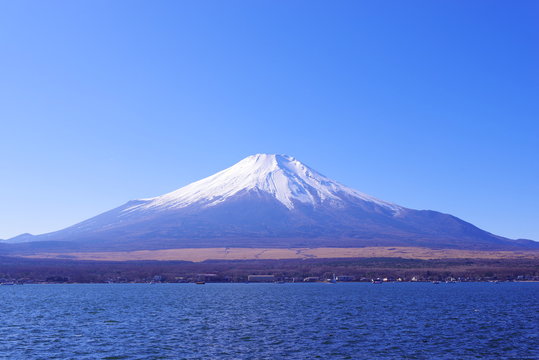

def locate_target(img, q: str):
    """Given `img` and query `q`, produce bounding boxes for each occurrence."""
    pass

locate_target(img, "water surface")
[0,283,537,359]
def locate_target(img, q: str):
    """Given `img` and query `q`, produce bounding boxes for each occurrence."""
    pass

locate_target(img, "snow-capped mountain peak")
[125,154,400,212]
[8,153,533,251]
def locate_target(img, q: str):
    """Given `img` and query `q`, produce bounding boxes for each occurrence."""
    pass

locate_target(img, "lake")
[0,283,537,359]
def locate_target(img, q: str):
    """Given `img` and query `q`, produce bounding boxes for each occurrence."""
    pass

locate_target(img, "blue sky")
[0,1,537,240]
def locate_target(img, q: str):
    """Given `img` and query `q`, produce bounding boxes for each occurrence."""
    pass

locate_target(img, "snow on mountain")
[125,154,401,213]
[4,153,537,251]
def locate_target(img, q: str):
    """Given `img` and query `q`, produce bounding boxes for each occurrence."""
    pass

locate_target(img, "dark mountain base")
[2,235,539,255]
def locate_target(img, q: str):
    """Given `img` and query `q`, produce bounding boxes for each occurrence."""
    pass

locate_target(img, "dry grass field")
[21,246,539,262]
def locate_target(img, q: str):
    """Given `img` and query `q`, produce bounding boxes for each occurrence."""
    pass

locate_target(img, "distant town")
[1,256,538,284]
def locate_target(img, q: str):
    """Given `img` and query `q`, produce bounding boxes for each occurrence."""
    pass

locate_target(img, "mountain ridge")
[4,154,538,252]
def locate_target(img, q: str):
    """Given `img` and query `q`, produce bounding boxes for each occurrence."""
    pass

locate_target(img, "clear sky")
[0,1,537,241]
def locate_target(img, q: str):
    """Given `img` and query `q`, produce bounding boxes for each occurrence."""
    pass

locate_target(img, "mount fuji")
[4,154,537,252]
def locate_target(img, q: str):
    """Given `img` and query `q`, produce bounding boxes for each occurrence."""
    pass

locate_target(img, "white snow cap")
[127,154,401,212]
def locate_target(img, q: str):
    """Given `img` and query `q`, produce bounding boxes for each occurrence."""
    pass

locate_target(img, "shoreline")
[1,254,537,284]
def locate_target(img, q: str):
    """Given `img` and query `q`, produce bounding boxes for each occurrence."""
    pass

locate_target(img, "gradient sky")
[0,1,538,241]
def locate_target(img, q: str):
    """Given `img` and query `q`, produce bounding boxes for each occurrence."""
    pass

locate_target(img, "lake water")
[0,283,537,359]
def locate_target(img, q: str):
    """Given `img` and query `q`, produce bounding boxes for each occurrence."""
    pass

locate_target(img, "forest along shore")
[0,255,538,284]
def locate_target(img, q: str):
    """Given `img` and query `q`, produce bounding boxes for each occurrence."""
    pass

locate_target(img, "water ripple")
[0,283,537,359]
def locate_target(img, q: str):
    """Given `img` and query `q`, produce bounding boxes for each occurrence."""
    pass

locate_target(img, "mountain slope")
[5,154,537,252]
